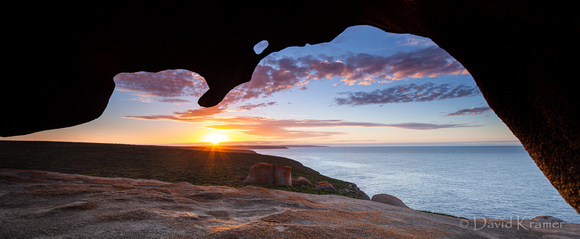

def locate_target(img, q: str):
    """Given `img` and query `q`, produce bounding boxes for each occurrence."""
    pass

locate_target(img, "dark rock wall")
[2,1,578,213]
[356,0,580,214]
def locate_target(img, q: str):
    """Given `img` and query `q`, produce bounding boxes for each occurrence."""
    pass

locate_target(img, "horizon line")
[0,139,522,147]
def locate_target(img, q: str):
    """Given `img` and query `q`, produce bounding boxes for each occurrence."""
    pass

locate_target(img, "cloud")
[396,34,437,47]
[258,46,467,87]
[124,111,477,139]
[446,106,492,116]
[155,98,191,104]
[114,69,208,103]
[237,102,277,111]
[381,122,473,130]
[174,107,229,117]
[334,82,481,106]
[376,47,468,80]
[113,46,467,107]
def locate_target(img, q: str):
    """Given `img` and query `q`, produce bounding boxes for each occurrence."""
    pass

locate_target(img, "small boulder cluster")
[244,162,337,192]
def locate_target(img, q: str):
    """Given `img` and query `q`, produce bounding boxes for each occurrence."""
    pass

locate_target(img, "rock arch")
[2,1,579,213]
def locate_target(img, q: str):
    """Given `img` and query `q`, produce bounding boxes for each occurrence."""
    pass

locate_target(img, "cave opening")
[5,25,578,222]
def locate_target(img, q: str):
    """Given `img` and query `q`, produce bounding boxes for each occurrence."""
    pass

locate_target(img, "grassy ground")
[0,140,362,198]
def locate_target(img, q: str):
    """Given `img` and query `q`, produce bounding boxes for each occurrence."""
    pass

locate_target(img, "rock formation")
[2,1,579,213]
[243,162,292,186]
[243,162,274,185]
[2,169,579,238]
[371,194,410,209]
[273,165,292,186]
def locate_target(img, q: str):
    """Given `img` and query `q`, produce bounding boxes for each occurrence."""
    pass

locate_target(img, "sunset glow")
[202,132,230,145]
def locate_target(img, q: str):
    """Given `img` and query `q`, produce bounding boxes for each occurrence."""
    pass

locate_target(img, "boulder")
[272,165,292,186]
[315,181,337,192]
[243,163,274,185]
[297,177,314,186]
[531,216,565,223]
[371,194,410,209]
[291,178,299,186]
[243,163,292,186]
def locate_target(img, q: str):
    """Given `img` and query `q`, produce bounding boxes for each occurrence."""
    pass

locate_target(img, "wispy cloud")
[396,34,437,47]
[334,82,481,106]
[446,106,492,116]
[124,111,478,139]
[382,122,473,130]
[174,107,229,117]
[237,102,277,111]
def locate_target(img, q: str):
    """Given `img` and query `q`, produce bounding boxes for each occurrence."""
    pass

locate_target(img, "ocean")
[253,146,580,223]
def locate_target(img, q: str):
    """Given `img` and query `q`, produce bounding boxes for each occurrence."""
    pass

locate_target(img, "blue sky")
[8,25,520,146]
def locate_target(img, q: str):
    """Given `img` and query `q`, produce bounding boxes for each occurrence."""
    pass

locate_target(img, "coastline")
[0,140,366,199]
[252,146,580,224]
[1,140,579,237]
[3,141,578,222]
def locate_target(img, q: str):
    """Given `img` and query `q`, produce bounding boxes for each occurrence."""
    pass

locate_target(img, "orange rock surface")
[1,169,578,238]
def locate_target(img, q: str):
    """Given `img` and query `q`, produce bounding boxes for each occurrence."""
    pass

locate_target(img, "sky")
[8,25,521,146]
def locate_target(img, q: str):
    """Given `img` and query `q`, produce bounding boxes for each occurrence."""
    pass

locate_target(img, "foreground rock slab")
[1,169,578,238]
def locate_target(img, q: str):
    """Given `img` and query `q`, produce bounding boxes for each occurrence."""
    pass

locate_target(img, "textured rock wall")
[2,1,579,213]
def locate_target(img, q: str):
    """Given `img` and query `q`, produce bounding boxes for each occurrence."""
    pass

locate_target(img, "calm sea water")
[254,146,580,223]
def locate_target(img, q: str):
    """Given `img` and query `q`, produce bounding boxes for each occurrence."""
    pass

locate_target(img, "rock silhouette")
[2,1,579,213]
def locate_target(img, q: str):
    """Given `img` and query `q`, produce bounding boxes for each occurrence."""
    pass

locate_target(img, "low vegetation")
[0,141,358,198]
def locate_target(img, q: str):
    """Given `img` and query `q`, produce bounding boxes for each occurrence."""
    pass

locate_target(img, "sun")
[202,132,229,145]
